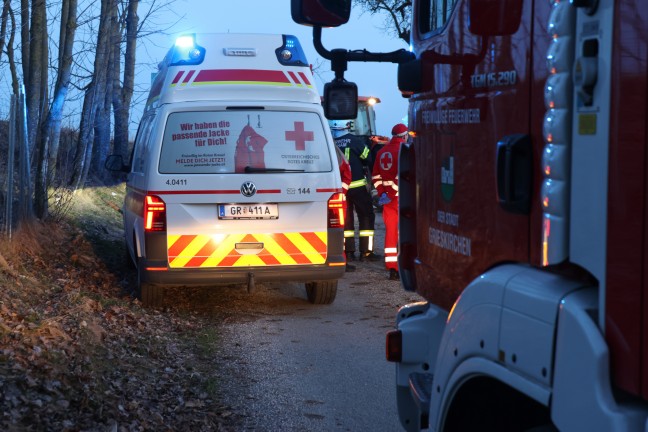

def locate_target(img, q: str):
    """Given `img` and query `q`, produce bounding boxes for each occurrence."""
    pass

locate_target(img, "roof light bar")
[275,34,308,66]
[170,34,206,66]
[175,35,195,48]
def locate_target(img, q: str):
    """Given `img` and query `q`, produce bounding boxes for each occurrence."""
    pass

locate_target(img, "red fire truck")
[293,0,648,430]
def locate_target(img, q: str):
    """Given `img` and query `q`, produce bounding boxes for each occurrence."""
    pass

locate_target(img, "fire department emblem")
[240,181,257,197]
[441,155,454,202]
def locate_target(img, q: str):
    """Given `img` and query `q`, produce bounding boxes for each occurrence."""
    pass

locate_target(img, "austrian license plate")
[218,203,279,220]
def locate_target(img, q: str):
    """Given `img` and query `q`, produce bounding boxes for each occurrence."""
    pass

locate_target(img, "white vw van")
[107,34,346,306]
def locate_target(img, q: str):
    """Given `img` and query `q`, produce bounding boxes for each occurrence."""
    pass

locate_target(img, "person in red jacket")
[372,123,408,280]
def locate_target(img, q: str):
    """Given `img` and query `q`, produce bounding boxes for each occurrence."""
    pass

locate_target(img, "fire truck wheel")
[305,280,338,305]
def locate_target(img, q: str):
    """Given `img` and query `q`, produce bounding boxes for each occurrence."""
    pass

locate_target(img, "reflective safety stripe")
[385,247,398,253]
[167,232,327,268]
[349,178,368,188]
[359,147,370,159]
[359,230,374,237]
[383,180,398,189]
[344,230,356,238]
[372,174,382,189]
[169,69,314,89]
[344,148,350,160]
[382,181,399,192]
[385,256,398,263]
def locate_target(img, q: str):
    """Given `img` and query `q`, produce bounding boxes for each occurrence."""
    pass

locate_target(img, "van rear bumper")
[141,228,346,286]
[140,260,346,286]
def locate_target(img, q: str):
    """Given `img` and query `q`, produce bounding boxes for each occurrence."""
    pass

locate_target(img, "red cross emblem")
[380,152,393,170]
[285,121,314,151]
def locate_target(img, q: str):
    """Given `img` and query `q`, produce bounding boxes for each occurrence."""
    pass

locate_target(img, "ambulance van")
[106,33,346,307]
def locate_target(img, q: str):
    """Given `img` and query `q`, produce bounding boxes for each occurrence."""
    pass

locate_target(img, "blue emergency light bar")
[169,34,206,66]
[275,34,309,67]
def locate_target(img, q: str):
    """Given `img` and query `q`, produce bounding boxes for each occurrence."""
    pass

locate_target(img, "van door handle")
[496,134,532,214]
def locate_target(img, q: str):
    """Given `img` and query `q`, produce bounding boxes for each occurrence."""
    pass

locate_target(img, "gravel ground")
[206,211,425,431]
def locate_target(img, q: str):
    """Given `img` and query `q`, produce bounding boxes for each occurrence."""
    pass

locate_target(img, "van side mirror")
[291,0,351,27]
[323,79,358,120]
[105,154,129,173]
[469,0,523,36]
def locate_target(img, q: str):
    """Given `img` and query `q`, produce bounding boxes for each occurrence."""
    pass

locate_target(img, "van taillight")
[327,193,346,228]
[144,195,166,232]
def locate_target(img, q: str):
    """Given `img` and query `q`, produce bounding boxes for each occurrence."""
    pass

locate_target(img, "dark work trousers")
[344,186,376,254]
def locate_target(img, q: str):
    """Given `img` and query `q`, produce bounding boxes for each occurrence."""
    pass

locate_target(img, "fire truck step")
[409,372,434,427]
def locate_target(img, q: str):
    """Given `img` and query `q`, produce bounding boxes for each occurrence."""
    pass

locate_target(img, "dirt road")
[207,215,423,431]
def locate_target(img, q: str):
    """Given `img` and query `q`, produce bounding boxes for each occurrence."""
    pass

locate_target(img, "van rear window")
[159,111,333,174]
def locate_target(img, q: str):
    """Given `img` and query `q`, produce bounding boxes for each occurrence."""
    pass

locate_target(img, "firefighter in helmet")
[334,146,355,272]
[331,120,381,263]
[372,123,408,280]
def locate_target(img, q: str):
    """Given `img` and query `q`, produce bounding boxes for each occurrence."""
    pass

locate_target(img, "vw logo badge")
[240,181,257,197]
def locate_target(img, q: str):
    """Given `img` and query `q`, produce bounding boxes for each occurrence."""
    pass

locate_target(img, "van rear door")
[151,106,338,269]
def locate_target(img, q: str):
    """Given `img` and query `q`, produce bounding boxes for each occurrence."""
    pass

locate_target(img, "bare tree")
[0,0,18,94]
[20,0,28,84]
[70,0,116,188]
[24,0,48,155]
[1,0,18,93]
[34,0,78,218]
[111,0,139,160]
[0,0,10,58]
[7,5,17,94]
[354,0,411,43]
[91,0,118,176]
[72,0,179,186]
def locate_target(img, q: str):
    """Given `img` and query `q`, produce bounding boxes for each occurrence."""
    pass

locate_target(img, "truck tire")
[136,258,164,307]
[305,280,337,304]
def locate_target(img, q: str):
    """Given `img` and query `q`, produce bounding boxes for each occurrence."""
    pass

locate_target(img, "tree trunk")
[48,0,78,182]
[91,0,118,180]
[20,0,28,86]
[14,0,47,222]
[92,66,113,178]
[0,0,10,61]
[113,0,139,159]
[34,0,78,218]
[7,7,18,94]
[70,0,116,189]
[25,0,47,156]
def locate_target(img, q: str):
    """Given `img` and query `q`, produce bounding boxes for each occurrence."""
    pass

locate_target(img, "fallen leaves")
[0,188,243,431]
